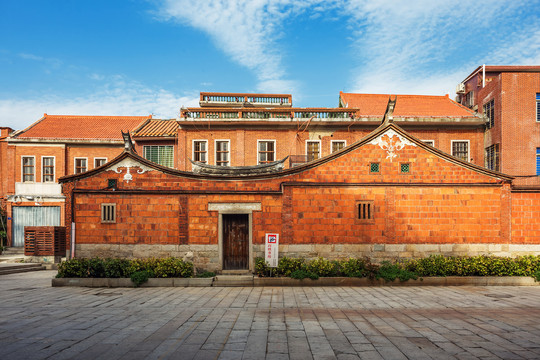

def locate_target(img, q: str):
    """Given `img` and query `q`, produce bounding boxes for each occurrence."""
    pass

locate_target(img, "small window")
[215,140,230,166]
[193,140,207,163]
[331,140,346,153]
[107,179,117,189]
[22,156,35,182]
[422,140,435,147]
[451,141,469,162]
[484,99,494,129]
[94,158,107,168]
[101,203,116,223]
[536,148,540,175]
[485,144,500,171]
[258,140,275,164]
[400,163,410,173]
[536,93,540,122]
[357,201,374,221]
[143,145,174,168]
[306,141,321,161]
[370,162,380,173]
[74,158,87,174]
[42,156,55,182]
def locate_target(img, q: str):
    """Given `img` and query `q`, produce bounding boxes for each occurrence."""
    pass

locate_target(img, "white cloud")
[0,76,199,130]
[343,0,539,95]
[155,0,340,94]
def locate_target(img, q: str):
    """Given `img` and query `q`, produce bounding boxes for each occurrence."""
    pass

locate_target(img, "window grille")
[357,201,374,221]
[331,141,346,153]
[400,163,410,173]
[370,162,380,173]
[101,203,116,223]
[94,158,107,168]
[258,141,275,164]
[306,141,320,162]
[452,141,469,162]
[143,145,174,168]
[215,141,230,166]
[485,144,500,171]
[42,157,54,182]
[536,93,540,122]
[75,158,87,174]
[422,140,435,147]
[22,156,35,182]
[193,141,207,163]
[484,99,495,129]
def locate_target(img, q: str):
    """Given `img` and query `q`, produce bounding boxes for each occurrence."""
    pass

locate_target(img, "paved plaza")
[1,271,540,359]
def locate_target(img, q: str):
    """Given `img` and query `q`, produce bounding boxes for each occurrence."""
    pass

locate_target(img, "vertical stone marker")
[265,233,279,268]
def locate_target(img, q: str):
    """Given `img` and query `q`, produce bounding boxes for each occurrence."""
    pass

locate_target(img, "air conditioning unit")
[456,83,466,94]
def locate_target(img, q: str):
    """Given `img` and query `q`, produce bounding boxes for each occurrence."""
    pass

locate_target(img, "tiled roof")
[339,93,476,118]
[132,119,178,137]
[16,114,150,140]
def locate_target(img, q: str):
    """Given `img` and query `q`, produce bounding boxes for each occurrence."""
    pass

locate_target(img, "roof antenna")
[382,96,397,125]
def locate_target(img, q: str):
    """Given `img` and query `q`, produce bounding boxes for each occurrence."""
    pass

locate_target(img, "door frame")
[208,202,261,271]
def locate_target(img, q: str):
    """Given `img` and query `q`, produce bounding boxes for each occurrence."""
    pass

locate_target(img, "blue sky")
[1,0,539,130]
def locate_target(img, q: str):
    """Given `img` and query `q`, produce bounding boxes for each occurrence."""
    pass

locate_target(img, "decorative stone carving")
[106,158,155,182]
[369,129,416,161]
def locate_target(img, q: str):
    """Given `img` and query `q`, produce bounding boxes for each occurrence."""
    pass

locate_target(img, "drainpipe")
[70,191,75,259]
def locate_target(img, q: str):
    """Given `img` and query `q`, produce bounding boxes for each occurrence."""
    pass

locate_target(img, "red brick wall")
[511,192,540,243]
[66,145,123,174]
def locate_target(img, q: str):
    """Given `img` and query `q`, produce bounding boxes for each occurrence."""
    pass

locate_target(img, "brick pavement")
[1,271,540,359]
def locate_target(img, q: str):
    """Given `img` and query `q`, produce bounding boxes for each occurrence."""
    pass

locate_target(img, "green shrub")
[306,257,339,277]
[196,271,216,278]
[153,258,193,278]
[104,258,131,278]
[339,258,367,278]
[254,257,270,277]
[290,269,319,280]
[56,258,89,278]
[376,261,418,282]
[131,270,154,287]
[277,257,305,276]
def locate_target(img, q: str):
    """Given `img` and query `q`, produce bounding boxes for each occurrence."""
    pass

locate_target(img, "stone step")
[2,248,25,255]
[0,263,45,275]
[221,270,252,275]
[213,275,254,287]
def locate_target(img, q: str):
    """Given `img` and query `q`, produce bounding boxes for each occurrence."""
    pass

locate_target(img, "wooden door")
[223,214,249,270]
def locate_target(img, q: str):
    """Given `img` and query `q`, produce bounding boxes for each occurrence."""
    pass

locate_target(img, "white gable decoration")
[106,158,155,183]
[368,129,416,162]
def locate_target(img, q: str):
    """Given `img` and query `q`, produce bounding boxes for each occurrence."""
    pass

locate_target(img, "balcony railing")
[182,109,355,121]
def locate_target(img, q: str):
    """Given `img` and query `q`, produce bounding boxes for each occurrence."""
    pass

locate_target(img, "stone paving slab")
[2,271,540,359]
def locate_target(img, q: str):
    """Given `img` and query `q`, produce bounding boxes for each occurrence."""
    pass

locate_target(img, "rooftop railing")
[182,109,355,120]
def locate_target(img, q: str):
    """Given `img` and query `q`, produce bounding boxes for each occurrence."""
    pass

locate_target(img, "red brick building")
[59,104,540,272]
[0,115,150,247]
[457,66,540,178]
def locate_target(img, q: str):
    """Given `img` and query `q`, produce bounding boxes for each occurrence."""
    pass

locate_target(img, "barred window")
[357,201,374,221]
[258,140,275,164]
[485,144,500,171]
[22,156,35,182]
[536,148,540,175]
[400,163,410,173]
[42,157,55,182]
[370,162,380,173]
[215,140,230,166]
[193,140,207,163]
[452,141,469,162]
[101,203,116,223]
[306,141,320,162]
[536,93,540,122]
[484,99,495,129]
[143,145,174,168]
[422,140,435,147]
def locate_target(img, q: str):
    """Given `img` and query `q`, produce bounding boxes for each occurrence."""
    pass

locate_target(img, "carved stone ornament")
[368,129,416,162]
[106,158,155,183]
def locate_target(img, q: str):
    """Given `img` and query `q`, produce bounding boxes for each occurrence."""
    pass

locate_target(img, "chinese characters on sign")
[265,233,279,267]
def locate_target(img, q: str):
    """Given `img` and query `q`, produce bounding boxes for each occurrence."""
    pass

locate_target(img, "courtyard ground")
[1,271,540,359]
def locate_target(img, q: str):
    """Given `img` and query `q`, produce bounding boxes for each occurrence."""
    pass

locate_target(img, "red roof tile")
[16,115,150,140]
[339,93,476,118]
[132,119,178,137]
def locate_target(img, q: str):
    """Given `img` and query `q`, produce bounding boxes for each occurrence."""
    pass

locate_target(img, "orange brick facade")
[60,123,540,271]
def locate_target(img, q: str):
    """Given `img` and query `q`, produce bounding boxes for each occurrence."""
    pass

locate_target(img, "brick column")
[501,183,511,243]
[177,130,187,171]
[282,186,293,242]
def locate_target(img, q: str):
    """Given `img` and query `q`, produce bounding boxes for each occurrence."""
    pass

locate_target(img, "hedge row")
[56,257,193,279]
[255,255,540,281]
